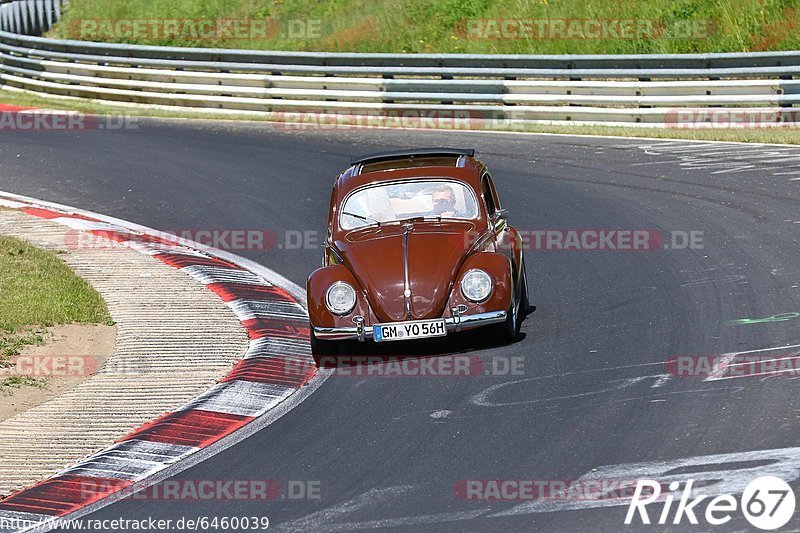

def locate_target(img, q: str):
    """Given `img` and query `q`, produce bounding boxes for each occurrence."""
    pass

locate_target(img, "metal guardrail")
[0,0,64,36]
[0,0,798,127]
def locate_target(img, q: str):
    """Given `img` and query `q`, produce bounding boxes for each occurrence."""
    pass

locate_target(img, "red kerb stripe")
[0,475,131,516]
[119,409,253,448]
[157,253,241,270]
[242,318,310,340]
[206,282,295,303]
[22,207,97,222]
[221,358,315,387]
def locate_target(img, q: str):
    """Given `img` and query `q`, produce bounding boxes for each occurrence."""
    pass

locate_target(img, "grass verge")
[47,0,800,54]
[0,234,112,393]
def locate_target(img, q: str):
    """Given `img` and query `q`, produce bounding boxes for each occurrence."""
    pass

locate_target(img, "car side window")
[487,175,501,211]
[482,174,496,216]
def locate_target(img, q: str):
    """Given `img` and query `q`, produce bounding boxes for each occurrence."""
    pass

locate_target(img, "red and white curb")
[0,191,328,533]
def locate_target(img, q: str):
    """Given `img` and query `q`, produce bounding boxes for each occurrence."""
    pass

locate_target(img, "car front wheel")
[492,260,527,343]
[492,291,520,343]
[494,298,520,343]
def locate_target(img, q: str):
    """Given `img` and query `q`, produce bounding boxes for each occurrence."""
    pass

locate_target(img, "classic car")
[307,148,529,357]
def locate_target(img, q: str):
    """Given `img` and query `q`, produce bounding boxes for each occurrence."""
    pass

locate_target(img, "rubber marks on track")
[0,203,315,531]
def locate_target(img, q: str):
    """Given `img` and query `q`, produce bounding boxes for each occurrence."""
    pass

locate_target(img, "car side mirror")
[494,208,508,220]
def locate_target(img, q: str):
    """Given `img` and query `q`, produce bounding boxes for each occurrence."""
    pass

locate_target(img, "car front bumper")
[313,310,507,341]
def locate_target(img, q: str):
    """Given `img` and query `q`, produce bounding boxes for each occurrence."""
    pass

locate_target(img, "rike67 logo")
[626,476,796,530]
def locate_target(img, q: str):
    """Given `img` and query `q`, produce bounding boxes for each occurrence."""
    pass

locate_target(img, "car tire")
[310,327,337,366]
[492,301,519,344]
[520,257,531,316]
[493,285,521,345]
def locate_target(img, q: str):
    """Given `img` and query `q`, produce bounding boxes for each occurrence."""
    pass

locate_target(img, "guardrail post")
[11,1,21,33]
[32,0,43,35]
[53,0,62,27]
[21,0,30,34]
[0,0,61,35]
[44,0,52,29]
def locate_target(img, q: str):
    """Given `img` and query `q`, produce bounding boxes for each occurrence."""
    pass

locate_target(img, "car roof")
[350,148,474,166]
[335,149,486,198]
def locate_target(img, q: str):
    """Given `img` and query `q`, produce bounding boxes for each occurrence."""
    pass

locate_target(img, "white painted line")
[491,447,800,517]
[704,355,800,382]
[705,352,739,380]
[725,343,800,356]
[649,374,672,388]
[703,343,800,382]
[660,146,755,155]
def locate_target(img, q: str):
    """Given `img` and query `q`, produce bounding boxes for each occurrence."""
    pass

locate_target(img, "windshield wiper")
[397,215,443,223]
[343,212,381,226]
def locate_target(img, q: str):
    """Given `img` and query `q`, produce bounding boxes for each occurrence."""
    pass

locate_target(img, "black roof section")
[350,148,475,166]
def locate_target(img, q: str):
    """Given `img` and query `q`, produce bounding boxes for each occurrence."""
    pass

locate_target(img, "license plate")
[373,319,447,342]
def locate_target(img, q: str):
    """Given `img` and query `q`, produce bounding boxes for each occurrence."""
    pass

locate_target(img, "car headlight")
[460,269,493,302]
[325,281,357,315]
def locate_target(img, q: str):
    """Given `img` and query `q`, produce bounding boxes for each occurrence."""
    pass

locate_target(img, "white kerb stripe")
[178,380,295,417]
[181,265,270,286]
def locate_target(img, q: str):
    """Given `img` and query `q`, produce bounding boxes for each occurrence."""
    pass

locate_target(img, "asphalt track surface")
[1,120,800,532]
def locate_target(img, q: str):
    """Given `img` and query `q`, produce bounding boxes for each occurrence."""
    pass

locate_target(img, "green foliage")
[0,235,110,393]
[47,0,800,53]
[0,235,111,332]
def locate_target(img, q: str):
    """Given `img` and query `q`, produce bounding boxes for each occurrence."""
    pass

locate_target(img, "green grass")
[0,331,44,358]
[0,235,112,392]
[0,236,111,331]
[47,0,800,53]
[0,375,48,395]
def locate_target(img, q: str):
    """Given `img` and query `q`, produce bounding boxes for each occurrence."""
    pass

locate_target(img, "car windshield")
[340,179,479,230]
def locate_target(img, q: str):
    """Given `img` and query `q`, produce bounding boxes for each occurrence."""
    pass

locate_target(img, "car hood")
[335,221,479,322]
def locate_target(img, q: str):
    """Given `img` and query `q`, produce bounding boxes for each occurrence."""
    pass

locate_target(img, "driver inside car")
[431,184,459,218]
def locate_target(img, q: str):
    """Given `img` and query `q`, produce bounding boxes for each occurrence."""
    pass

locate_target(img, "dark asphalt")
[1,120,799,532]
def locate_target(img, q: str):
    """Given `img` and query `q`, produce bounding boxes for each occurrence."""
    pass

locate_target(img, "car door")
[482,172,522,280]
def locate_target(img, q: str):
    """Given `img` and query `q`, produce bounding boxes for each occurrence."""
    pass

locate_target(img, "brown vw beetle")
[307,148,529,357]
